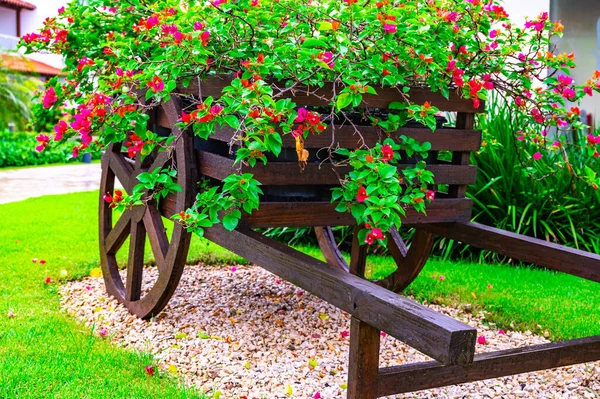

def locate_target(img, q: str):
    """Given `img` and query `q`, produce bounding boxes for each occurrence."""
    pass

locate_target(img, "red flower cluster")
[103,190,124,209]
[126,133,145,158]
[365,228,384,245]
[147,76,164,93]
[381,144,395,162]
[292,108,326,138]
[357,186,369,203]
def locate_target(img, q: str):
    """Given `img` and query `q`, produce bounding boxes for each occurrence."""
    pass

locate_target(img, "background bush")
[0,130,100,168]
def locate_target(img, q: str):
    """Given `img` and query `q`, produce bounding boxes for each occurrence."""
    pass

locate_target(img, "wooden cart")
[99,76,600,398]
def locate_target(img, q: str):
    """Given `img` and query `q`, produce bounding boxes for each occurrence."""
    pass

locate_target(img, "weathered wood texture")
[177,76,486,113]
[348,317,381,399]
[199,125,483,152]
[196,150,478,186]
[420,222,600,283]
[203,225,477,365]
[377,335,600,396]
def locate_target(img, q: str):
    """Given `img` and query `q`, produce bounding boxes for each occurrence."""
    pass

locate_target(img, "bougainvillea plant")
[23,0,600,245]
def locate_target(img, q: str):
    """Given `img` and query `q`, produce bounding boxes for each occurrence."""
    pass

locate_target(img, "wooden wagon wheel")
[98,97,196,319]
[315,226,435,292]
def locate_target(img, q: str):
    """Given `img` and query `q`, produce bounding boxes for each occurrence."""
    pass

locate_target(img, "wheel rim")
[98,97,195,319]
[315,225,434,292]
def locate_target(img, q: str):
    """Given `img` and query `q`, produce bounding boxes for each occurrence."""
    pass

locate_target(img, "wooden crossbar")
[421,222,600,283]
[203,225,477,365]
[377,335,600,396]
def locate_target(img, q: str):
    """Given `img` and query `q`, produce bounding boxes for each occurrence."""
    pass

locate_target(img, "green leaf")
[223,115,240,130]
[302,38,328,48]
[222,211,240,231]
[198,331,210,339]
[336,93,352,111]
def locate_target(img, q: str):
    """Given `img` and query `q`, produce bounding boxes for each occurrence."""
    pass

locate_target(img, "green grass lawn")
[1,191,599,397]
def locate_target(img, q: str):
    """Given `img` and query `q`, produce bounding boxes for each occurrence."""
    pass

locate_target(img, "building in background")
[0,0,65,77]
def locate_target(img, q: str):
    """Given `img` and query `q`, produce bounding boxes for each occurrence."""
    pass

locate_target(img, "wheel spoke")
[315,226,350,271]
[350,227,368,278]
[109,151,135,193]
[143,205,169,273]
[104,210,132,255]
[126,221,146,301]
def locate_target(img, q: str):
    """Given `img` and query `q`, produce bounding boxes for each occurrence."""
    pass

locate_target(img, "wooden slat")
[208,125,483,152]
[377,335,600,396]
[196,151,478,186]
[179,76,485,113]
[203,225,477,365]
[420,222,600,283]
[348,317,380,399]
[240,199,473,228]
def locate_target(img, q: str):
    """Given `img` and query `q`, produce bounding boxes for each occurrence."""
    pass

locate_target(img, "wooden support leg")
[348,317,380,399]
[347,226,380,399]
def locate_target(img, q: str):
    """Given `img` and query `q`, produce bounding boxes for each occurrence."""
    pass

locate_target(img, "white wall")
[501,0,550,26]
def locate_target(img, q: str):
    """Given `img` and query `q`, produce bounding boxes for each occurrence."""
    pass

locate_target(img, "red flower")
[357,187,369,203]
[426,190,436,201]
[145,365,156,376]
[147,76,164,93]
[381,144,394,162]
[365,234,375,245]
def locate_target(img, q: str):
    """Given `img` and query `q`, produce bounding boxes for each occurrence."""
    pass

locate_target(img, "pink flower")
[533,152,542,161]
[489,30,497,38]
[426,190,436,201]
[194,21,203,31]
[43,87,58,109]
[200,31,210,41]
[313,393,321,399]
[384,24,397,34]
[439,275,446,281]
[35,134,50,153]
[498,329,506,335]
[8,311,15,318]
[585,86,593,96]
[85,285,92,291]
[210,104,224,115]
[370,228,384,240]
[58,6,65,14]
[145,365,156,376]
[340,331,350,339]
[311,333,320,338]
[477,335,487,345]
[294,108,308,123]
[54,120,68,141]
[98,328,108,337]
[380,331,387,338]
[231,266,237,272]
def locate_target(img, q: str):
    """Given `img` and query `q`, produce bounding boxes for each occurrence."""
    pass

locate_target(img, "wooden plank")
[377,335,600,396]
[348,317,380,399]
[208,125,483,152]
[196,151,478,185]
[448,112,476,198]
[239,199,473,228]
[203,225,477,365]
[179,76,485,113]
[420,222,600,283]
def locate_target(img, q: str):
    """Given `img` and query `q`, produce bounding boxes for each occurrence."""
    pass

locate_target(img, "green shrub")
[0,130,99,168]
[435,99,600,261]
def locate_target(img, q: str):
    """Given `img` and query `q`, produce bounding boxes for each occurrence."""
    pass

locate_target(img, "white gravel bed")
[60,264,600,398]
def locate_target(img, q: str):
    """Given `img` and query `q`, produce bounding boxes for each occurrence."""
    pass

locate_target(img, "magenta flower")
[194,21,203,31]
[439,275,446,281]
[533,152,542,161]
[231,266,237,272]
[54,120,68,141]
[340,331,349,339]
[35,134,50,153]
[384,24,397,34]
[313,392,321,399]
[98,328,108,337]
[145,365,156,376]
[147,76,164,93]
[477,335,487,345]
[86,285,92,291]
[294,108,308,123]
[43,87,58,109]
[380,331,387,338]
[498,329,506,335]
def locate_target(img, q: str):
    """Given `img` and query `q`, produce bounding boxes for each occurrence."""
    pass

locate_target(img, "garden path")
[0,163,102,204]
